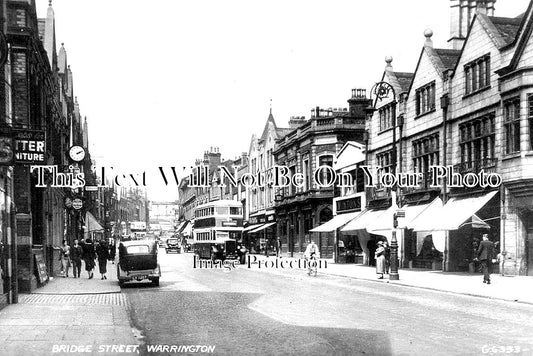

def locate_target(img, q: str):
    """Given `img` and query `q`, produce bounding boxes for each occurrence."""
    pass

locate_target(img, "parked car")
[117,239,160,287]
[165,238,181,254]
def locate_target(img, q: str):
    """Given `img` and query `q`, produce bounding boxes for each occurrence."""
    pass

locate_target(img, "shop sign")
[336,196,361,213]
[72,198,83,210]
[0,126,14,166]
[13,129,46,164]
[222,220,237,227]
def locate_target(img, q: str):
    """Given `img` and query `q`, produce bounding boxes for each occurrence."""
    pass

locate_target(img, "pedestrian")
[383,241,391,274]
[375,241,386,279]
[108,239,116,264]
[96,240,109,280]
[70,239,83,278]
[82,237,96,279]
[476,233,495,284]
[304,240,320,276]
[59,240,71,277]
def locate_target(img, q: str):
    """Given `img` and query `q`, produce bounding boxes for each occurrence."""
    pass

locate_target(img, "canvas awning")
[85,212,104,232]
[182,221,193,236]
[412,191,497,231]
[175,221,186,233]
[243,224,264,232]
[341,208,390,232]
[310,211,362,233]
[459,214,491,229]
[248,222,276,233]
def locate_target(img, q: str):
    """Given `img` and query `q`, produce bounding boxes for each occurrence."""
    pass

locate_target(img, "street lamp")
[369,80,400,280]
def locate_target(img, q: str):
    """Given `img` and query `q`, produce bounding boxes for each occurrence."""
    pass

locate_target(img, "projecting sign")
[13,130,46,164]
[72,198,83,210]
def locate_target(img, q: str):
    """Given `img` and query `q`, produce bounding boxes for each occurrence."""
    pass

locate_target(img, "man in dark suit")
[477,234,495,284]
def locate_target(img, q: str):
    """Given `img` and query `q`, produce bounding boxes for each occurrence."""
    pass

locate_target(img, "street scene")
[2,0,533,355]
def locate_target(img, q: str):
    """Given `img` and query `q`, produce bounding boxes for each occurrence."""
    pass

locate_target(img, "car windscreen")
[126,245,150,254]
[167,239,178,244]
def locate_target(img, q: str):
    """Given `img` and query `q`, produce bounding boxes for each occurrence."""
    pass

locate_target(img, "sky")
[36,0,531,201]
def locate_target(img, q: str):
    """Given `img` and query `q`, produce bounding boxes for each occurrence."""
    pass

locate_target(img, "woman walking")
[59,240,71,277]
[82,237,96,279]
[375,241,386,279]
[96,240,110,280]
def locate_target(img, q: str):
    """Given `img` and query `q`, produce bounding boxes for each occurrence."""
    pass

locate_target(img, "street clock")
[69,145,86,162]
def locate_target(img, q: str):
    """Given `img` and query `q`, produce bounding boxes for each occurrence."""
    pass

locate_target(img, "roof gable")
[495,1,533,75]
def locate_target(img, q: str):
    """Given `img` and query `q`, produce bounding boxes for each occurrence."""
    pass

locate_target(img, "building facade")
[244,110,289,254]
[274,89,370,258]
[363,0,533,276]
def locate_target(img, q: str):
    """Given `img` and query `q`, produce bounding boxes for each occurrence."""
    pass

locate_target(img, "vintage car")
[117,239,160,287]
[165,237,181,254]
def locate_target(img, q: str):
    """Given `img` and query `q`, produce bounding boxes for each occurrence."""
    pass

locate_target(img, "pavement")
[0,260,141,356]
[247,253,533,304]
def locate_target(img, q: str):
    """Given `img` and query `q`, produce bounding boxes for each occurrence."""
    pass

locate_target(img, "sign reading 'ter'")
[13,130,46,164]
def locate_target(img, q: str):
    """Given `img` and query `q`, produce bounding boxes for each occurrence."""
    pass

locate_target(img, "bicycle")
[306,253,318,277]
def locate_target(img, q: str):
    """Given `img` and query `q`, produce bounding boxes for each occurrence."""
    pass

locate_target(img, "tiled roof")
[488,16,523,46]
[434,49,461,70]
[393,72,414,92]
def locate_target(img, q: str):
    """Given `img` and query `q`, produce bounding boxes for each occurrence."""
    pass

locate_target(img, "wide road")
[123,249,533,356]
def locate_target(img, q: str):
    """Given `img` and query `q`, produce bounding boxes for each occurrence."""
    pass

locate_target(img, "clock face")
[69,146,85,162]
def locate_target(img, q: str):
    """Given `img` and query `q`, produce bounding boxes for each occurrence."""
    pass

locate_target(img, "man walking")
[70,239,83,278]
[476,234,495,284]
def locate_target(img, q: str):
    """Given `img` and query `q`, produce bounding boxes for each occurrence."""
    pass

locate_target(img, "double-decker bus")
[193,200,243,259]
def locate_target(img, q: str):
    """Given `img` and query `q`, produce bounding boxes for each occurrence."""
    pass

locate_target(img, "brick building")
[243,109,290,254]
[274,89,370,258]
[4,0,93,293]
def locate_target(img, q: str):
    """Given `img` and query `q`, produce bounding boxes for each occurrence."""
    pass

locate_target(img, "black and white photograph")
[1,0,533,355]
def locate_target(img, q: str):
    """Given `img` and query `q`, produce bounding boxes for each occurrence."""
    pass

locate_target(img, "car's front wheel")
[151,277,159,287]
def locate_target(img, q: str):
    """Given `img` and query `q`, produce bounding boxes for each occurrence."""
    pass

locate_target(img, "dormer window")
[464,54,491,95]
[415,81,436,116]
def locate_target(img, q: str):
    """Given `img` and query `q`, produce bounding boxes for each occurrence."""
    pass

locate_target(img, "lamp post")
[369,80,400,280]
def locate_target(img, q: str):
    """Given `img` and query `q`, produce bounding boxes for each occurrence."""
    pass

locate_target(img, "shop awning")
[341,208,390,232]
[85,212,104,232]
[412,191,497,231]
[182,221,193,236]
[243,224,264,232]
[175,221,186,233]
[459,214,491,229]
[249,222,276,233]
[310,211,362,233]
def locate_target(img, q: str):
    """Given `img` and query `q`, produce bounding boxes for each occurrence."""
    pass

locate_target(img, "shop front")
[411,190,500,273]
[246,212,276,255]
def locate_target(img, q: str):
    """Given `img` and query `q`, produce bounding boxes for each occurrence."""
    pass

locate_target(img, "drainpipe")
[440,93,450,272]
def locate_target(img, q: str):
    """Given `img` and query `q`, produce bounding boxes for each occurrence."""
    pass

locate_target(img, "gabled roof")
[259,111,277,142]
[405,46,460,96]
[488,16,523,47]
[433,48,461,70]
[392,72,414,93]
[494,1,533,75]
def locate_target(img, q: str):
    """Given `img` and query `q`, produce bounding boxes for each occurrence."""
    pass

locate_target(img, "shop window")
[504,98,521,154]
